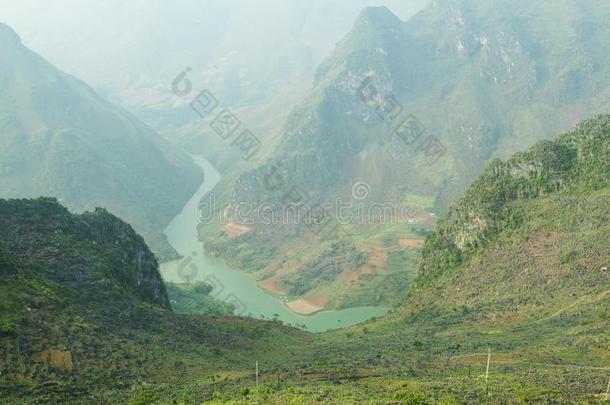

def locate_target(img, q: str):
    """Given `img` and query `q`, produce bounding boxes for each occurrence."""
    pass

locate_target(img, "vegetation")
[200,0,610,308]
[0,198,308,403]
[280,241,366,296]
[1,2,610,400]
[2,115,608,403]
[166,282,235,316]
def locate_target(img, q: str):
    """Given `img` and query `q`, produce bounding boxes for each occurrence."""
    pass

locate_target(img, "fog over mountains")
[0,0,429,110]
[199,0,610,309]
[1,2,609,403]
[0,23,202,259]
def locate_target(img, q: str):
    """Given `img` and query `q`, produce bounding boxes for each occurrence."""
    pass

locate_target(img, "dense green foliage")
[2,5,610,401]
[0,198,308,403]
[419,115,610,284]
[166,282,235,316]
[4,114,608,404]
[185,114,610,403]
[204,232,278,274]
[280,241,366,296]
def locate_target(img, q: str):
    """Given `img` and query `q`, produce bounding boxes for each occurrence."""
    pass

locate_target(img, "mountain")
[0,23,202,259]
[297,115,610,403]
[201,0,610,309]
[2,118,606,404]
[0,198,306,403]
[406,114,610,332]
[0,0,430,110]
[235,0,610,208]
[0,1,431,176]
[208,115,610,404]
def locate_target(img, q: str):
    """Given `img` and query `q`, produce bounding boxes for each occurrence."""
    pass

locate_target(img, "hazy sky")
[0,0,429,89]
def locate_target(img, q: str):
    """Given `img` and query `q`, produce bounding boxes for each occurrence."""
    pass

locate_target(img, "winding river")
[159,156,388,332]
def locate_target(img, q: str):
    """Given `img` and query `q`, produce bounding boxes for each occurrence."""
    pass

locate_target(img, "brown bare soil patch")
[286,298,324,315]
[33,349,73,371]
[343,248,387,284]
[259,276,289,295]
[303,292,329,308]
[399,239,425,248]
[223,222,252,238]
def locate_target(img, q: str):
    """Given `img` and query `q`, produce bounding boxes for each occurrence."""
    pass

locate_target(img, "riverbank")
[159,155,389,332]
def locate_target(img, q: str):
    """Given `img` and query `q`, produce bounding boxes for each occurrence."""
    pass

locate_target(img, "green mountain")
[195,116,610,404]
[294,115,610,403]
[0,198,305,403]
[289,115,609,403]
[0,0,429,115]
[3,115,608,403]
[399,114,610,345]
[0,24,202,260]
[202,0,610,309]
[165,282,235,316]
[0,1,429,179]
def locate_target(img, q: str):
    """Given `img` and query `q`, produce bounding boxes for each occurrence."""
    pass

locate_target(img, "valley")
[0,1,609,403]
[2,115,608,403]
[0,23,202,261]
[159,156,388,331]
[198,0,610,311]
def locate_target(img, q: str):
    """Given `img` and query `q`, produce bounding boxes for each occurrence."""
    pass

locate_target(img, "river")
[159,155,388,332]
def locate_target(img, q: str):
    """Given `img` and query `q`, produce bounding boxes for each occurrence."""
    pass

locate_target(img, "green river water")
[159,156,388,332]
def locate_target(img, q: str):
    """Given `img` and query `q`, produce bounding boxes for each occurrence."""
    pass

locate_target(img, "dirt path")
[398,239,425,248]
[534,290,609,324]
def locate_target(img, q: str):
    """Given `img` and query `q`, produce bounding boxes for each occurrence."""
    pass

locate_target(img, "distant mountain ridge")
[1,119,607,404]
[249,0,610,209]
[0,23,202,259]
[265,115,610,404]
[201,0,610,307]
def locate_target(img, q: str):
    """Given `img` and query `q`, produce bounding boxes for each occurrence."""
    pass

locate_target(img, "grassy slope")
[165,282,235,316]
[148,116,610,404]
[295,115,610,402]
[0,198,308,404]
[1,116,608,403]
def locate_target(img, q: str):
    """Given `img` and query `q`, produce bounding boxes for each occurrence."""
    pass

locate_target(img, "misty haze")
[0,1,609,403]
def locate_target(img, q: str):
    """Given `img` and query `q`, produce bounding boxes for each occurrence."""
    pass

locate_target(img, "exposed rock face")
[0,198,170,308]
[420,115,610,279]
[200,1,610,303]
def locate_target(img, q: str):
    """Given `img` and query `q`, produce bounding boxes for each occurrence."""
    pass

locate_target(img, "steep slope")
[322,115,610,376]
[0,0,430,114]
[0,198,307,403]
[0,24,202,259]
[0,1,429,180]
[235,0,610,211]
[406,114,610,335]
[38,116,609,405]
[4,115,606,405]
[212,115,608,404]
[202,0,610,309]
